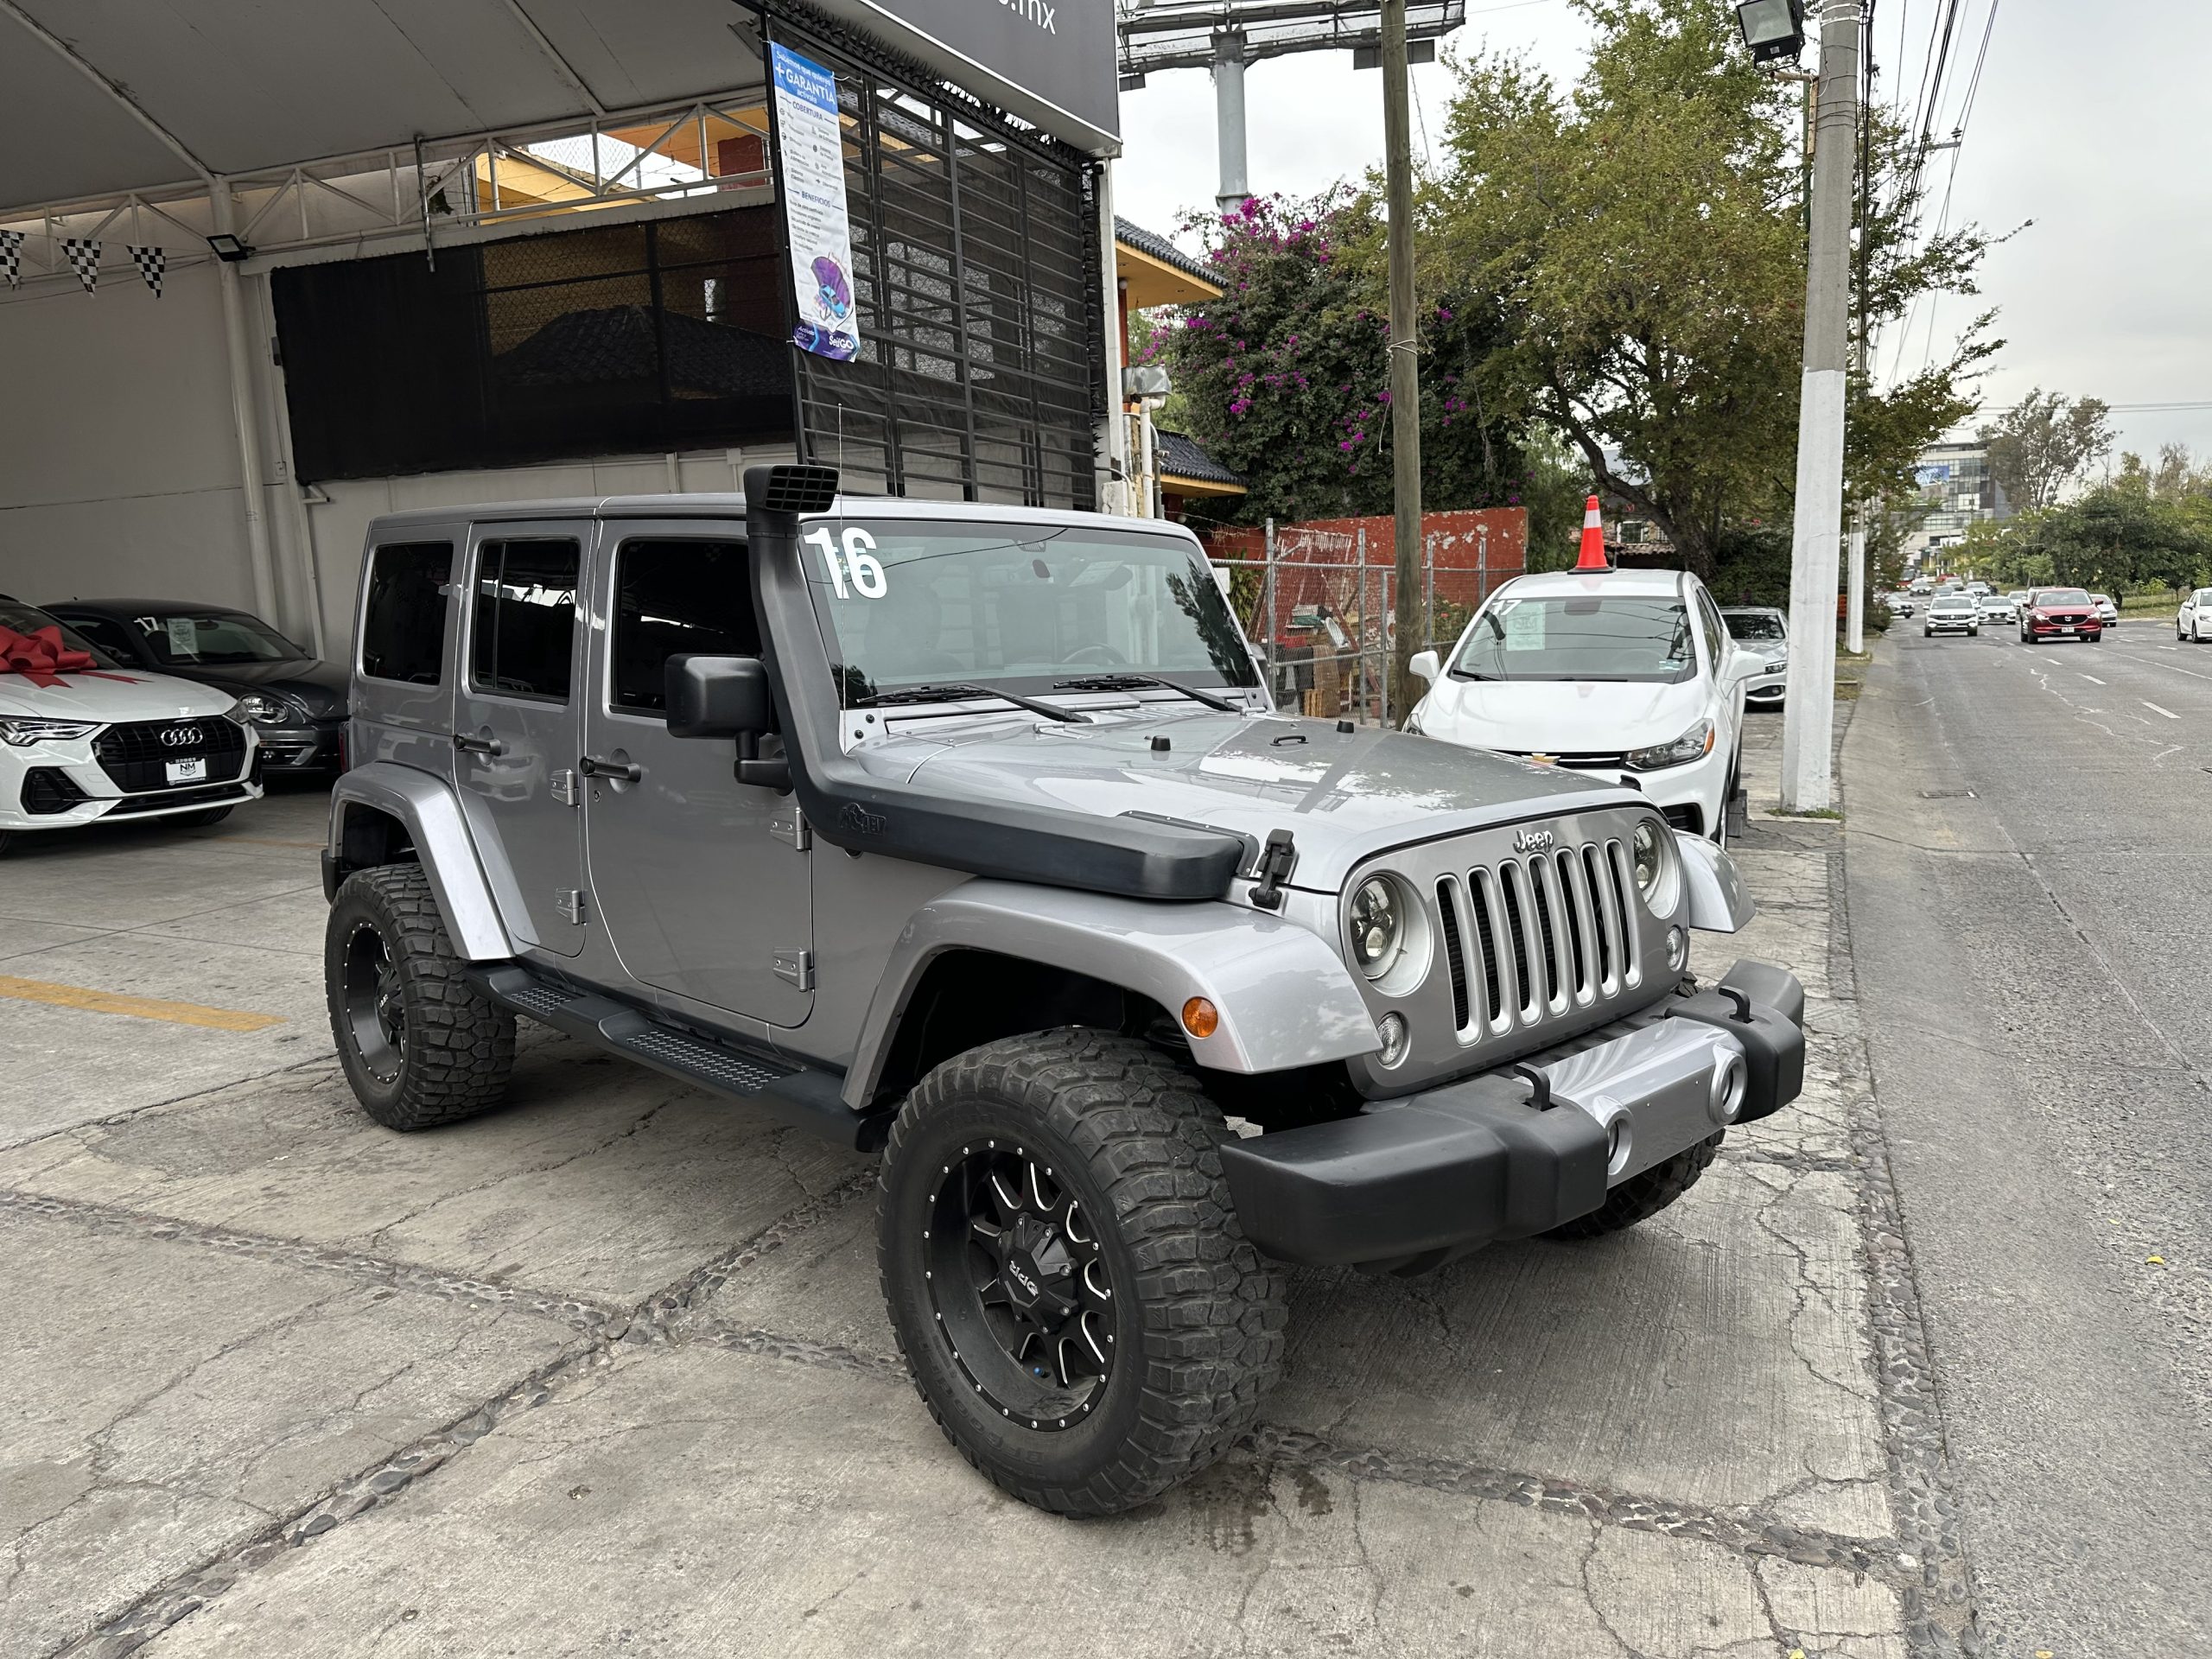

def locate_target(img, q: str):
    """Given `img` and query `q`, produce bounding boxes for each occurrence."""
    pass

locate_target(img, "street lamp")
[1734,0,1804,62]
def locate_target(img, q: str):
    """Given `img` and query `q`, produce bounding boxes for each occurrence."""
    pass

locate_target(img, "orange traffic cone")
[1574,496,1609,571]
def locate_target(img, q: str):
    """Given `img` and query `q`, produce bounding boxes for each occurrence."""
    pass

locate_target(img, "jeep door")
[581,530,813,1027]
[452,524,589,958]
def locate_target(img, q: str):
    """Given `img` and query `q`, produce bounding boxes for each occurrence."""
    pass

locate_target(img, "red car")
[2018,587,2102,645]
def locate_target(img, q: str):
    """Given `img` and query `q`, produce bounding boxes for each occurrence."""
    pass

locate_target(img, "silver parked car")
[319,467,1806,1517]
[1719,605,1789,708]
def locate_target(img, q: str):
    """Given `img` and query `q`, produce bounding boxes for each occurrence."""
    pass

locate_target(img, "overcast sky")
[1111,0,2212,467]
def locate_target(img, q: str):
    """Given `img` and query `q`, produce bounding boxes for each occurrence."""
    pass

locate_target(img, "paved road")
[1846,620,2212,1656]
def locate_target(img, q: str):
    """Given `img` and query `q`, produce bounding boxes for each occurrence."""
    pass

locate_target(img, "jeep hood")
[870,704,1640,893]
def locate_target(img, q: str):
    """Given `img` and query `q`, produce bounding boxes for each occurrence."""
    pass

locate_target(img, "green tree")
[1978,391,2114,512]
[1426,0,1997,575]
[1155,190,1538,526]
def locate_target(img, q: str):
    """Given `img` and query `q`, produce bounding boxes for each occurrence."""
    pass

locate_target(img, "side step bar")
[463,963,887,1151]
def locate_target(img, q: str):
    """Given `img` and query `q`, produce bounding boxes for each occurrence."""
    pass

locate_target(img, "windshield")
[125,609,306,665]
[801,520,1258,705]
[1722,612,1786,642]
[1452,594,1696,683]
[0,599,117,667]
[2036,589,2090,607]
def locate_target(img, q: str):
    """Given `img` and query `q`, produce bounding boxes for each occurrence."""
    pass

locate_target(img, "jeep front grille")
[1433,839,1640,1042]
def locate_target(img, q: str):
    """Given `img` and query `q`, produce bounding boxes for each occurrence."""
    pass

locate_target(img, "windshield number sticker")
[805,528,887,601]
[1501,601,1544,649]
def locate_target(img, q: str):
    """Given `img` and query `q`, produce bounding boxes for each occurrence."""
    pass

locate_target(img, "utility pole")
[1381,0,1424,721]
[1778,0,1861,811]
[1212,29,1249,211]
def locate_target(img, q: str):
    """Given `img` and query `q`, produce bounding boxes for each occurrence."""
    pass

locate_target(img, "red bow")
[0,624,140,689]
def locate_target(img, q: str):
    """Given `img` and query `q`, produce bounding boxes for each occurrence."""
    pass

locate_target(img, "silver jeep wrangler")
[321,464,1805,1516]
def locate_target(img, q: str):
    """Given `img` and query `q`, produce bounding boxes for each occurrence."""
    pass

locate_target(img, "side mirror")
[1724,647,1764,684]
[666,655,776,740]
[1408,649,1440,683]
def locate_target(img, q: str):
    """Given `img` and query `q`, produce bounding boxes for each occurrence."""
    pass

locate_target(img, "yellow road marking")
[0,974,285,1032]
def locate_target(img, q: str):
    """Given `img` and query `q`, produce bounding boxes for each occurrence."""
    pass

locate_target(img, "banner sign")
[771,44,861,363]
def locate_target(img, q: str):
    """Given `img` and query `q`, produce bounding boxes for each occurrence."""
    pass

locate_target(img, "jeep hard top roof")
[364,493,1204,540]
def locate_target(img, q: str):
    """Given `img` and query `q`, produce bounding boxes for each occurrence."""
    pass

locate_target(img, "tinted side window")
[1694,591,1727,672]
[610,539,758,713]
[471,537,581,702]
[64,615,137,660]
[360,542,452,684]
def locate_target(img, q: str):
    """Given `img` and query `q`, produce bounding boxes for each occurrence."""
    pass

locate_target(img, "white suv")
[0,596,262,855]
[1403,568,1760,843]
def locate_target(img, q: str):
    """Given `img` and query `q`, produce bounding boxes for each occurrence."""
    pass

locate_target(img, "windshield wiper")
[1450,670,1507,682]
[1052,673,1242,712]
[855,683,1086,723]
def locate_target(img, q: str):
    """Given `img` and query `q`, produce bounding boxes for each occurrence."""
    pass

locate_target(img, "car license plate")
[2053,628,2074,637]
[165,757,207,785]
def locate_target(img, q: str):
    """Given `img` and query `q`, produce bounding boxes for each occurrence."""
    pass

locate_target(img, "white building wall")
[0,258,792,663]
[0,261,260,616]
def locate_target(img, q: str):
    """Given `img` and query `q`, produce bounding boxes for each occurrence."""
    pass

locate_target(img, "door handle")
[454,732,506,757]
[579,754,642,782]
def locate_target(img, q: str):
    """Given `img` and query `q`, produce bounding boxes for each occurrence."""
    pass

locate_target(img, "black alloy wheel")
[340,919,407,1086]
[925,1144,1116,1428]
[878,1029,1286,1516]
[323,864,515,1130]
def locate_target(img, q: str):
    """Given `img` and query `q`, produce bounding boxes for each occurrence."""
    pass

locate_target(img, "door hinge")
[772,948,814,991]
[550,768,580,806]
[554,889,588,925]
[770,808,811,850]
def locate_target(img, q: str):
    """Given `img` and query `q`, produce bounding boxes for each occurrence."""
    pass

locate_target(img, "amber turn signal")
[1181,997,1219,1039]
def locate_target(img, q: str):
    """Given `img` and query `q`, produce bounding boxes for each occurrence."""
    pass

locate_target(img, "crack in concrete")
[0,1188,631,1338]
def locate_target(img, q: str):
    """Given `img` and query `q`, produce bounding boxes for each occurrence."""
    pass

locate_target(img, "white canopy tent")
[0,0,1124,648]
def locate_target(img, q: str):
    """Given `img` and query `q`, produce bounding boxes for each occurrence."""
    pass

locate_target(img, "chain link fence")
[1209,517,1522,726]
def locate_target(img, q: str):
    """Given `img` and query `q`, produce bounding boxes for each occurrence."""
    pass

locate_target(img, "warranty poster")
[771,44,861,362]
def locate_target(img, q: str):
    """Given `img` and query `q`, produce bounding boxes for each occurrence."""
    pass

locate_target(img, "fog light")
[1666,925,1688,971]
[1376,1012,1409,1067]
[1708,1052,1749,1125]
[1181,997,1218,1039]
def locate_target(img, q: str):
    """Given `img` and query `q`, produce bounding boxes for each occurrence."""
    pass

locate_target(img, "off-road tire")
[878,1029,1287,1516]
[325,864,514,1130]
[1544,1131,1724,1240]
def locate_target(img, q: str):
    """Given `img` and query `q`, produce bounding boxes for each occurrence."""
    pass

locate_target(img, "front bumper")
[251,717,346,771]
[1219,959,1805,1273]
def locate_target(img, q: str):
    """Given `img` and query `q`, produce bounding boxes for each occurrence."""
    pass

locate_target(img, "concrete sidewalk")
[0,728,1969,1658]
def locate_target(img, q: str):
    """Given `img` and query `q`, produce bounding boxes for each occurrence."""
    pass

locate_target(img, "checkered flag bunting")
[129,244,165,297]
[0,230,20,289]
[61,237,99,294]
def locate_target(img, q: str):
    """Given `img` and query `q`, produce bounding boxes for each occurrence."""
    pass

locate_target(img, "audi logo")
[159,724,202,749]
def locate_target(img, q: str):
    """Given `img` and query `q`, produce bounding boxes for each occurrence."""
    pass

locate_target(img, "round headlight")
[1347,875,1406,979]
[239,692,289,723]
[1631,819,1663,896]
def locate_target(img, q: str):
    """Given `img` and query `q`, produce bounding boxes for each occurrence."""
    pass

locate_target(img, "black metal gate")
[764,5,1106,511]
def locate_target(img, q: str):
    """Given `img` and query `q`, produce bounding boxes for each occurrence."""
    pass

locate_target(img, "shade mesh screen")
[273,206,795,481]
[783,29,1104,511]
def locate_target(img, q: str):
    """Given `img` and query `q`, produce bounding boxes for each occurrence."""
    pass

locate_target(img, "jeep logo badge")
[1514,827,1554,853]
[837,801,886,836]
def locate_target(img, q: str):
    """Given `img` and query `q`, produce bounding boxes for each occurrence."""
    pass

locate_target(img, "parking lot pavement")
[0,788,334,1145]
[1,742,1966,1659]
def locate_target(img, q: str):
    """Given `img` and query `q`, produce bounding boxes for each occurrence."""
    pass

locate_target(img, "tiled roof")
[1156,429,1244,488]
[1114,217,1211,285]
